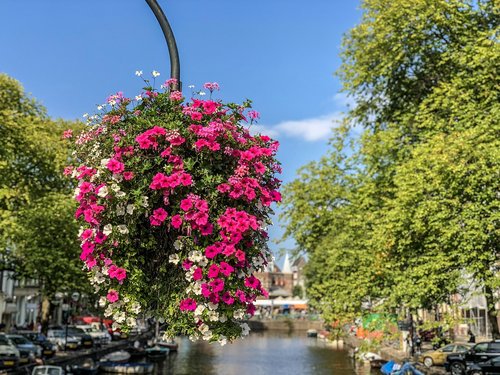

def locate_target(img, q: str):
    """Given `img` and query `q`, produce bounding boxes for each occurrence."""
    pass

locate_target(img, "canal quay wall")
[344,336,447,375]
[247,319,324,332]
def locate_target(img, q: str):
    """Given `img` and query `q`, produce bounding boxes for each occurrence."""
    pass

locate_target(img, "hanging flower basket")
[65,76,281,344]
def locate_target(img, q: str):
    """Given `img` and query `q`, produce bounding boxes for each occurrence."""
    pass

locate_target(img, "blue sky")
[0,0,361,263]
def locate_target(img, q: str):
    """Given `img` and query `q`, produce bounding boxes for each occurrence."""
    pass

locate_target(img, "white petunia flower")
[98,296,107,307]
[218,335,227,346]
[126,204,135,215]
[117,225,129,234]
[82,113,89,118]
[199,91,206,96]
[111,183,121,192]
[202,330,213,341]
[173,240,182,250]
[207,302,218,311]
[168,254,180,265]
[135,70,143,76]
[103,224,113,236]
[73,187,80,198]
[240,322,250,336]
[113,174,123,183]
[97,186,108,198]
[100,158,110,167]
[116,191,126,198]
[233,309,245,319]
[135,95,142,101]
[116,205,125,216]
[198,324,209,333]
[194,305,205,317]
[219,314,227,323]
[141,196,149,207]
[188,85,195,89]
[127,318,137,327]
[152,70,160,77]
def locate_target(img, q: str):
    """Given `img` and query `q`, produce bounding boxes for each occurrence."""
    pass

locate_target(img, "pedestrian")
[468,329,476,343]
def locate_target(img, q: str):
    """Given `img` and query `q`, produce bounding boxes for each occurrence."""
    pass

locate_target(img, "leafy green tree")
[281,0,499,332]
[0,74,90,326]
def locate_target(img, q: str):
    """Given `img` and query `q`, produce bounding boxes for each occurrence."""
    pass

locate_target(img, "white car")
[76,325,111,345]
[46,330,80,351]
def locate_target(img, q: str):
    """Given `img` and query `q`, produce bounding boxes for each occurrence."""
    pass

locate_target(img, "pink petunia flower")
[106,290,119,303]
[179,298,197,311]
[171,215,183,229]
[106,158,125,174]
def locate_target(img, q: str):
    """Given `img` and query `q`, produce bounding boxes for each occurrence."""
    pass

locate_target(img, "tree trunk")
[41,297,51,335]
[484,286,500,339]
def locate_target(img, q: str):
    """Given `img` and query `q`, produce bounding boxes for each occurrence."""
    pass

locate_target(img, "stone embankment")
[247,318,324,332]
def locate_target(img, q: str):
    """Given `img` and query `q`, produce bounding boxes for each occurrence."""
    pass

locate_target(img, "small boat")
[126,346,146,361]
[145,345,168,360]
[32,366,64,375]
[70,358,99,375]
[157,339,178,352]
[99,362,154,374]
[306,329,318,338]
[100,350,131,363]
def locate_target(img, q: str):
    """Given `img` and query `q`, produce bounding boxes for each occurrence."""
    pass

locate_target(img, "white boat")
[99,362,154,374]
[100,350,131,363]
[32,366,64,375]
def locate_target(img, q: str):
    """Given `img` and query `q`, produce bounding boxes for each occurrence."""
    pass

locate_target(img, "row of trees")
[281,0,499,334]
[0,74,91,326]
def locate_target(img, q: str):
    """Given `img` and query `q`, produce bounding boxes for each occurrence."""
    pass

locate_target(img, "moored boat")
[100,350,131,363]
[99,362,154,374]
[157,339,178,352]
[70,358,99,375]
[145,345,168,361]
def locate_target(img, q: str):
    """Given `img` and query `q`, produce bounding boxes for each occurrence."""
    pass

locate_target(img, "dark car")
[446,341,500,375]
[6,334,40,364]
[66,327,94,349]
[0,335,19,369]
[18,331,57,358]
[467,356,500,375]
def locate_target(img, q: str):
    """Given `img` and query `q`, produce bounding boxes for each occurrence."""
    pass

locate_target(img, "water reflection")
[153,331,370,375]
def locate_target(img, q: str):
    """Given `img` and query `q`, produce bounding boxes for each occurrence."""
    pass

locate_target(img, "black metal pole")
[145,0,181,91]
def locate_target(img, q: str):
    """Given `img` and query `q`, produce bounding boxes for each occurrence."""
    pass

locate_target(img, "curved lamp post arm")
[145,0,181,91]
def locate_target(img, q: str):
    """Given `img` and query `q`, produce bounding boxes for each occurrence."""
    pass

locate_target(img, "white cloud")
[274,113,343,141]
[250,112,343,142]
[248,93,354,142]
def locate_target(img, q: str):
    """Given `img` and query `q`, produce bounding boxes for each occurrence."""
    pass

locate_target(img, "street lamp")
[145,0,181,91]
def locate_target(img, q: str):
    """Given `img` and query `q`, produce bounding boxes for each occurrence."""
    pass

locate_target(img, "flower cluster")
[66,74,281,344]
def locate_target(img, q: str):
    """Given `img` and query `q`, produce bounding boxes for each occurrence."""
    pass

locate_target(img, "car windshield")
[0,336,10,346]
[68,328,85,334]
[9,336,30,345]
[49,331,65,338]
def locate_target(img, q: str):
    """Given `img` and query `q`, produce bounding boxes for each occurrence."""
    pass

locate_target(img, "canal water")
[152,331,370,375]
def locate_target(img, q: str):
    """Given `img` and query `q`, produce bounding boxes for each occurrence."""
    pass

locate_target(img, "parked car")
[75,324,111,346]
[0,334,19,369]
[6,334,40,364]
[66,327,94,349]
[421,343,471,367]
[445,341,500,375]
[18,331,57,358]
[467,356,500,375]
[46,329,80,351]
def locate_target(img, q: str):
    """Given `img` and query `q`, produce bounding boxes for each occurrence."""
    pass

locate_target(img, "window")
[442,345,455,353]
[474,343,488,353]
[488,343,500,352]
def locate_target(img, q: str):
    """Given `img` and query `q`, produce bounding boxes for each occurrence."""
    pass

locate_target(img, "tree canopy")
[281,0,499,332]
[0,73,90,302]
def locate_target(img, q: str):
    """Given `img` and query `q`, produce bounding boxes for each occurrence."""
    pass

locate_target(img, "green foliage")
[281,0,499,329]
[0,73,89,299]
